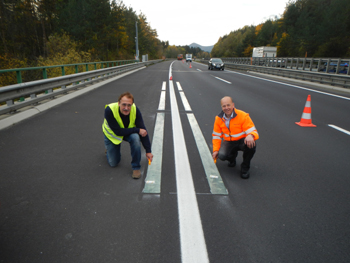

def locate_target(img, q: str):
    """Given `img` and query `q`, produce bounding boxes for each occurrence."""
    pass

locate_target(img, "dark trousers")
[218,139,256,169]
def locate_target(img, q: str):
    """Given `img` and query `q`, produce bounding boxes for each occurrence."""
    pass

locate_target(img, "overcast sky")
[122,0,291,47]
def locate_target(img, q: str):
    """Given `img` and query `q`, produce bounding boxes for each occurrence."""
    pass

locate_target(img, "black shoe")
[228,159,236,167]
[241,168,250,179]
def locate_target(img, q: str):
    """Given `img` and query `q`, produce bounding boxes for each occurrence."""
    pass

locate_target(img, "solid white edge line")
[169,78,209,262]
[328,124,350,135]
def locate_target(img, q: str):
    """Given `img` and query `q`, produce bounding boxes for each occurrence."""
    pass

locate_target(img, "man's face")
[119,96,133,116]
[221,97,235,117]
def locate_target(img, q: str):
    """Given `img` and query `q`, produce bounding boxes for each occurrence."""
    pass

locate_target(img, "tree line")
[1,0,349,86]
[0,0,167,84]
[211,0,350,58]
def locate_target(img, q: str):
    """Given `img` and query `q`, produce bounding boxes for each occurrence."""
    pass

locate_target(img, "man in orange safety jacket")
[212,96,259,179]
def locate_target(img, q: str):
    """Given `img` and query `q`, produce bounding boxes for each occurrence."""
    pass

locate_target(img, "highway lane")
[174,60,350,262]
[1,60,350,262]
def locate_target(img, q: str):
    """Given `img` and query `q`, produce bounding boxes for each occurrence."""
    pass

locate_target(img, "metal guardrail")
[0,60,162,115]
[222,57,350,75]
[0,59,137,85]
[200,57,350,88]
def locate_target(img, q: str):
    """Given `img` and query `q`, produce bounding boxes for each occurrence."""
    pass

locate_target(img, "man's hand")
[146,153,153,162]
[139,128,147,137]
[244,134,255,149]
[212,151,219,161]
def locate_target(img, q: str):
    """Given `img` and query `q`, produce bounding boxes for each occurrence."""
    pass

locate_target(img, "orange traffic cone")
[170,76,173,80]
[295,95,316,127]
[189,63,192,68]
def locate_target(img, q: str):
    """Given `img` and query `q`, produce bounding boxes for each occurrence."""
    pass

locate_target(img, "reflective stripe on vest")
[102,102,136,145]
[222,126,257,138]
[212,131,222,140]
[212,126,258,140]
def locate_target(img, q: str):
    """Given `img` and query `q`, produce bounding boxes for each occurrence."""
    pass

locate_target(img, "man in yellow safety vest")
[102,92,153,179]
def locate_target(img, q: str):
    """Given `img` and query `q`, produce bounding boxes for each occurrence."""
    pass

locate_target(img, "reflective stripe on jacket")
[212,109,259,152]
[102,102,136,145]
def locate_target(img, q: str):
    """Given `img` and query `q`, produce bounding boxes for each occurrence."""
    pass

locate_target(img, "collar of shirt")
[223,111,234,128]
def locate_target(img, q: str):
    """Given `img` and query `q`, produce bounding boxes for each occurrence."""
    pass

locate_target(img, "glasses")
[121,103,132,108]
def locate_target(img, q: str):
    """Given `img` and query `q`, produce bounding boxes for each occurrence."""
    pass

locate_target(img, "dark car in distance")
[208,58,225,70]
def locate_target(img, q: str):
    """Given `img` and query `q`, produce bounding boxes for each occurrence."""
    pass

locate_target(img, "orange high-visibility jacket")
[212,109,259,152]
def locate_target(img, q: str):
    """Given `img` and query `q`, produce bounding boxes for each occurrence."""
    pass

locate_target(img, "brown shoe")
[132,170,141,179]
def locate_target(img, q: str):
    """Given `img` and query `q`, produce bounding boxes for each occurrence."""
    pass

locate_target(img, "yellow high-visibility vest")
[102,102,136,145]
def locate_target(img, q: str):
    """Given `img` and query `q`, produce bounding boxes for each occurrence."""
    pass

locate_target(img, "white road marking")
[187,113,228,195]
[176,81,183,91]
[143,82,167,194]
[179,92,192,111]
[142,112,165,193]
[158,91,166,110]
[215,76,232,84]
[169,60,209,263]
[328,124,350,135]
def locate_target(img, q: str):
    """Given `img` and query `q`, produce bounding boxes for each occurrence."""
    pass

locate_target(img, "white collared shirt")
[223,112,234,128]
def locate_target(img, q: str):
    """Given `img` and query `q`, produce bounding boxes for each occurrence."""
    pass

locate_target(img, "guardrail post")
[336,58,341,74]
[94,63,97,70]
[16,71,22,84]
[310,58,314,71]
[75,65,78,74]
[302,58,306,70]
[317,59,321,72]
[61,66,65,76]
[86,64,89,72]
[326,59,330,73]
[296,58,299,70]
[42,68,49,96]
[15,71,23,101]
[43,68,48,79]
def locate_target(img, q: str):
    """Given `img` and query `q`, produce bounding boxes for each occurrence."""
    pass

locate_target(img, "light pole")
[135,21,139,61]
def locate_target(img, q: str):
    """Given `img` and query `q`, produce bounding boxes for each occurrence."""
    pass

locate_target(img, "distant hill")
[189,43,213,53]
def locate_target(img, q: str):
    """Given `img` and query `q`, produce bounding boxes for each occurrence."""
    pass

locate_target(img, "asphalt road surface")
[1,60,350,263]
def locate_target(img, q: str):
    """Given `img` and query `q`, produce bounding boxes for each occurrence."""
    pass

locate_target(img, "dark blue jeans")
[218,139,256,169]
[104,134,141,170]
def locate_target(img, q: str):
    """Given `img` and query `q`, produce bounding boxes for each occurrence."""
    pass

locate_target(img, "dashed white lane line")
[328,124,350,135]
[214,76,232,84]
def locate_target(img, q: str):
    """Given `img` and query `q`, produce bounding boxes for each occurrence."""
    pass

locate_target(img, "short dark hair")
[118,92,134,103]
